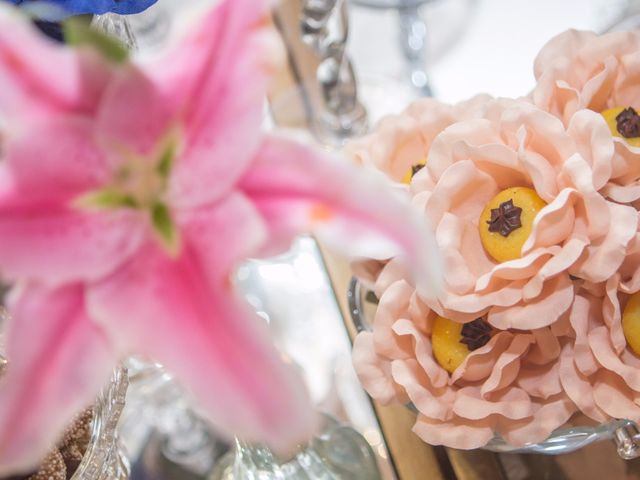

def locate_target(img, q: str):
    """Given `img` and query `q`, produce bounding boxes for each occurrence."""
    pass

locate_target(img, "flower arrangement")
[349,29,640,450]
[0,0,441,476]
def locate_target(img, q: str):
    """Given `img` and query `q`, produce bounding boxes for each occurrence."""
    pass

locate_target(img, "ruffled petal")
[392,318,448,388]
[453,386,531,420]
[497,394,575,447]
[533,30,597,80]
[592,370,640,422]
[566,109,613,191]
[346,109,427,181]
[87,243,314,452]
[346,95,492,182]
[0,284,115,476]
[531,29,636,122]
[526,327,562,365]
[475,249,552,293]
[488,275,573,330]
[391,359,454,421]
[373,260,412,303]
[523,239,586,300]
[561,155,611,239]
[239,133,442,298]
[372,280,414,358]
[522,188,578,253]
[481,334,533,397]
[569,293,600,376]
[559,344,607,423]
[413,414,495,450]
[438,214,494,296]
[603,180,640,204]
[517,362,562,400]
[604,275,626,354]
[452,332,514,383]
[589,326,640,392]
[352,332,408,405]
[572,202,638,283]
[441,280,526,316]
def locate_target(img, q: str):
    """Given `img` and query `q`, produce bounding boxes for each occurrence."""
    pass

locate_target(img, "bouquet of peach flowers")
[349,29,640,450]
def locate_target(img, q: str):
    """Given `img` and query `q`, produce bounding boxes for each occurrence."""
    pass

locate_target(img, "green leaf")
[63,17,129,64]
[156,138,176,179]
[151,203,181,256]
[74,188,137,210]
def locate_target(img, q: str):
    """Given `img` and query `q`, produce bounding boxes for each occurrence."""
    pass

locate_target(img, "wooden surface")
[318,247,640,480]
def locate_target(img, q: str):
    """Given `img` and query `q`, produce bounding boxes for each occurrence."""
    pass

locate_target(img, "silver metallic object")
[91,14,138,50]
[348,276,640,459]
[398,3,432,96]
[350,0,434,96]
[301,0,368,144]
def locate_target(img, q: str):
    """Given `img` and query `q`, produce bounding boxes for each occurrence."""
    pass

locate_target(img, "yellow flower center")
[74,134,180,255]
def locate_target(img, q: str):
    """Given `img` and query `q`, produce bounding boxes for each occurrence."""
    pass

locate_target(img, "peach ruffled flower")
[559,286,640,425]
[353,279,575,449]
[348,95,491,289]
[352,97,640,449]
[532,29,640,204]
[414,99,637,327]
[346,95,492,183]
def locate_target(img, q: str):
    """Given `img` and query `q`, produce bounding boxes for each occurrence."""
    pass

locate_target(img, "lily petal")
[87,242,315,453]
[4,116,109,202]
[0,283,115,476]
[111,0,279,206]
[173,0,280,207]
[0,4,111,119]
[0,197,145,285]
[176,192,268,279]
[239,133,442,299]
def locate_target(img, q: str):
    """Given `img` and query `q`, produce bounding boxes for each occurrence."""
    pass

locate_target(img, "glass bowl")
[347,277,640,459]
[209,414,382,480]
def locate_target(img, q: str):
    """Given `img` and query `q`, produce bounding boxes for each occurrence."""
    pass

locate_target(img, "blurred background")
[348,0,631,120]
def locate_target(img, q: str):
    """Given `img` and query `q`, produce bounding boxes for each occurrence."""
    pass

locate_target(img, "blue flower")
[5,0,158,16]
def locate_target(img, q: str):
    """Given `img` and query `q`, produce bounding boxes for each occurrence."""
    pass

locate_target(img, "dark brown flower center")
[411,163,425,178]
[460,318,492,351]
[487,199,522,237]
[616,107,640,138]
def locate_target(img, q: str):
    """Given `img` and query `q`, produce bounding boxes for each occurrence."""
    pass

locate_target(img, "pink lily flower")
[0,0,440,474]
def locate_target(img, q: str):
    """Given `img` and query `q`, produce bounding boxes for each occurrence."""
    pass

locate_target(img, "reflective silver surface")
[301,0,369,144]
[236,238,396,479]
